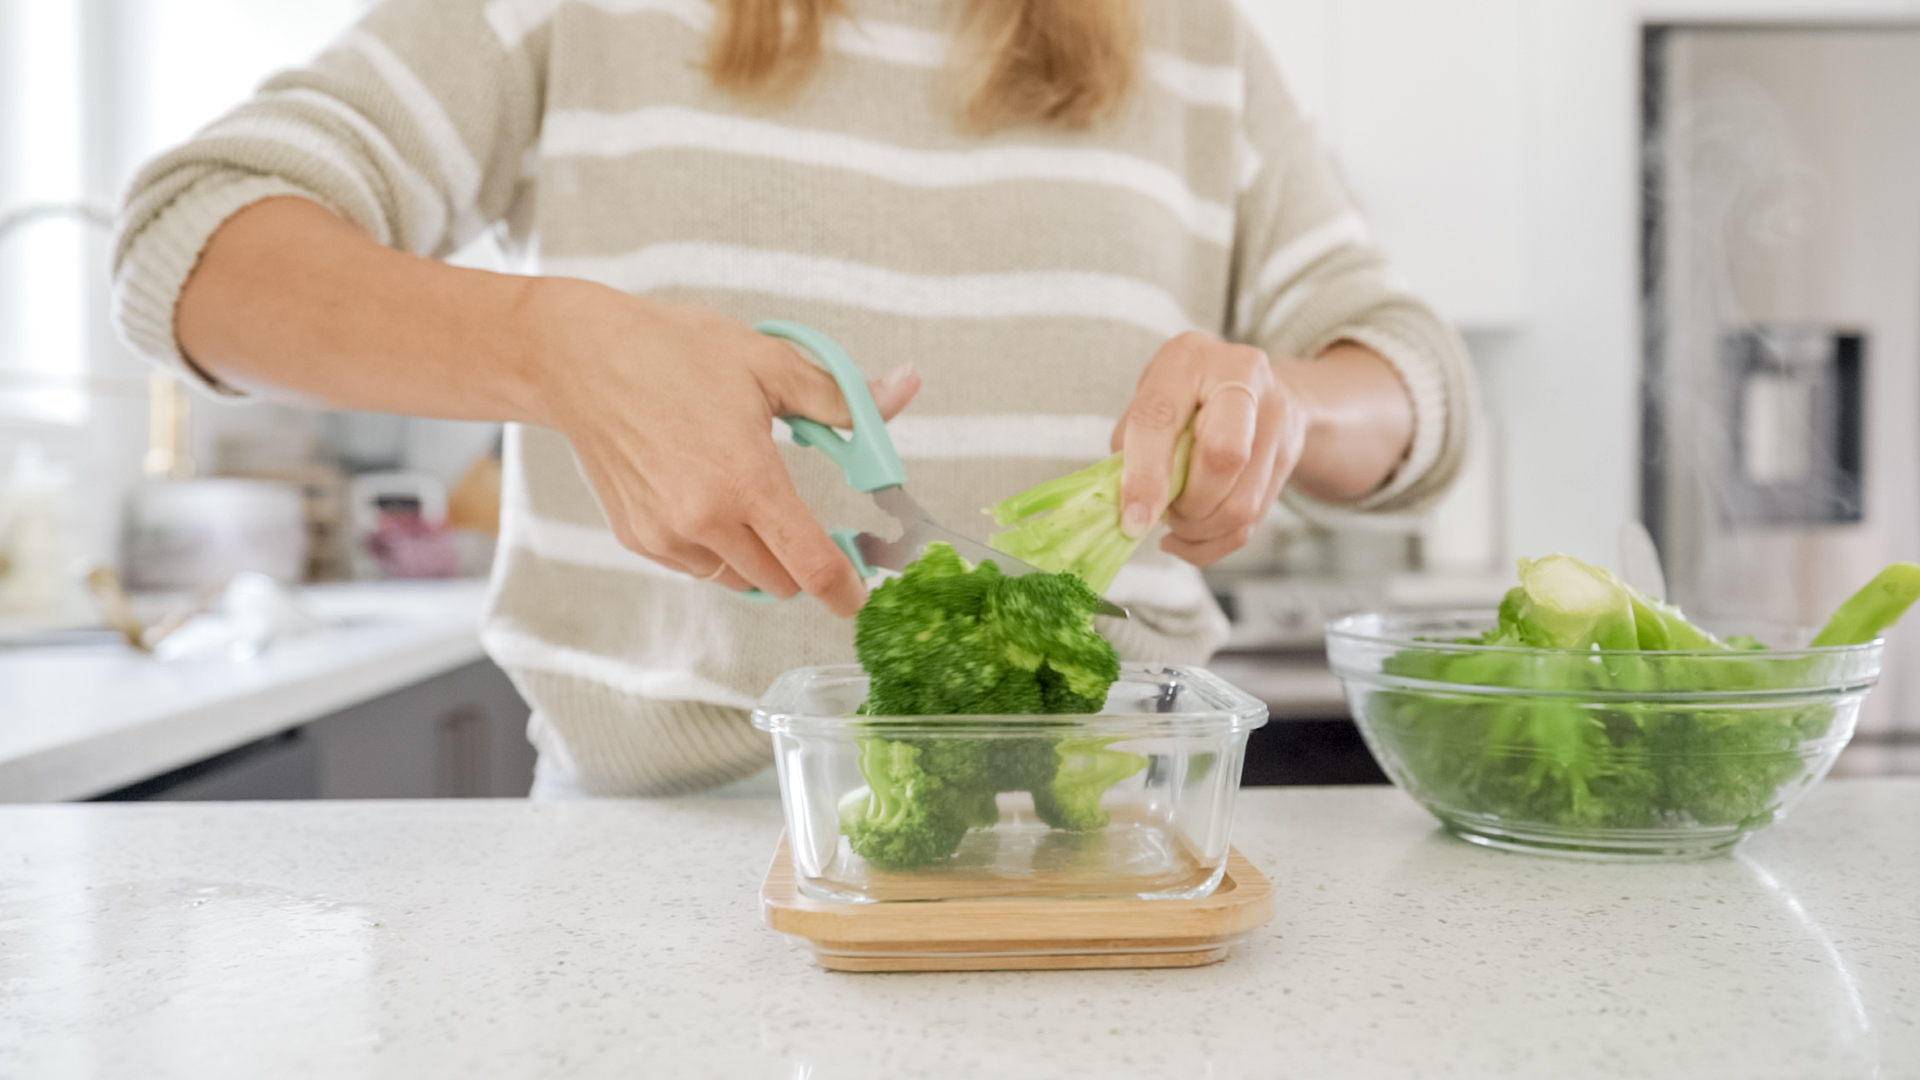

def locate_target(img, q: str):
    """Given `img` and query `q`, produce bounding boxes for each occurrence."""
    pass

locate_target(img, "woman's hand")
[1114,331,1413,567]
[175,199,915,618]
[527,281,919,617]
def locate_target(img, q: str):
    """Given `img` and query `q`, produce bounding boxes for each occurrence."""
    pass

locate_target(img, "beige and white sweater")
[113,0,1474,795]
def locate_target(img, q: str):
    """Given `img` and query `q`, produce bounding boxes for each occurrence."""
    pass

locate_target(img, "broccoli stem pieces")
[1380,555,1920,832]
[988,429,1195,594]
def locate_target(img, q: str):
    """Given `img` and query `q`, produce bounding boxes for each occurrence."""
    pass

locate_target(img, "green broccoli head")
[983,572,1121,710]
[843,542,1138,867]
[855,542,1119,717]
[839,738,973,870]
[854,545,1015,716]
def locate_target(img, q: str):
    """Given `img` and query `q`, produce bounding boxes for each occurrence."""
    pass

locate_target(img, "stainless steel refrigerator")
[1645,23,1920,771]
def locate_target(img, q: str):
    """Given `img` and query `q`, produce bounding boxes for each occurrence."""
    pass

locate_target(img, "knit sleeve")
[1225,26,1476,518]
[110,0,546,396]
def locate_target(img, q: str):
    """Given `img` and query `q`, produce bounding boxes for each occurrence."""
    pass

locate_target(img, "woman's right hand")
[174,199,912,616]
[524,280,919,617]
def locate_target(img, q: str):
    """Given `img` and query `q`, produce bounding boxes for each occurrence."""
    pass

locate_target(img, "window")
[0,0,365,425]
[0,0,89,424]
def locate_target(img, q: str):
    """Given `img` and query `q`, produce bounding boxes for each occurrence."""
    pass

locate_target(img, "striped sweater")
[113,0,1474,795]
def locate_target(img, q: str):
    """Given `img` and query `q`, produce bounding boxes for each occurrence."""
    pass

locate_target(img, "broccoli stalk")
[1032,738,1152,832]
[839,739,972,870]
[844,542,1141,869]
[1511,555,1641,650]
[1811,563,1920,646]
[987,429,1195,594]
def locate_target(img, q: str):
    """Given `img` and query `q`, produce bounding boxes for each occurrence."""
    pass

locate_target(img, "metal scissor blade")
[859,487,1130,619]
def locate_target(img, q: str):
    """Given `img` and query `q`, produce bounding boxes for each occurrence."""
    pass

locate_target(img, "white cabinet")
[1235,0,1531,329]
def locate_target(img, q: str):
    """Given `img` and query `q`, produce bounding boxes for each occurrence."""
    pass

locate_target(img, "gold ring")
[700,563,729,583]
[1205,381,1261,407]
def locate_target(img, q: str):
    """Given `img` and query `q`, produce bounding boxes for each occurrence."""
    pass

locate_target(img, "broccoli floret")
[839,739,972,870]
[856,542,1119,718]
[987,429,1194,594]
[844,542,1141,868]
[985,573,1122,709]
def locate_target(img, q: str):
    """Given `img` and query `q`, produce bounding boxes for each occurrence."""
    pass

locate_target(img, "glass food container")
[752,664,1269,903]
[1327,612,1882,861]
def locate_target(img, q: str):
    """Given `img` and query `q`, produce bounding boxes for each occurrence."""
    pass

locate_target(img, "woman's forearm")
[171,194,919,616]
[175,196,551,423]
[1279,341,1415,505]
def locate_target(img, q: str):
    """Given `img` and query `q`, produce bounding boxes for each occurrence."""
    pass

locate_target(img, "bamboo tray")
[760,835,1274,972]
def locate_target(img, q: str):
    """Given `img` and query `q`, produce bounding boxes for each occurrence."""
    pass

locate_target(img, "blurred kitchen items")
[326,411,407,474]
[349,471,458,580]
[82,566,222,652]
[445,444,501,534]
[1207,400,1506,652]
[213,417,351,582]
[144,371,195,480]
[367,495,460,579]
[152,571,323,662]
[123,478,308,590]
[84,566,147,649]
[0,443,83,620]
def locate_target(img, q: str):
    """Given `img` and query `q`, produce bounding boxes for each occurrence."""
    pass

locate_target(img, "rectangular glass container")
[751,664,1269,903]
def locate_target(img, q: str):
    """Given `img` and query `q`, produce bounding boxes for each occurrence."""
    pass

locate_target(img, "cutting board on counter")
[760,836,1273,972]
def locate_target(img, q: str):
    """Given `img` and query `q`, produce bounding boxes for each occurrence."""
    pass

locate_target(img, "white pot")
[123,478,307,590]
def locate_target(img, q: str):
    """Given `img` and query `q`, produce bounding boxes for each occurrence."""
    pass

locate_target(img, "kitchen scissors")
[746,319,1126,618]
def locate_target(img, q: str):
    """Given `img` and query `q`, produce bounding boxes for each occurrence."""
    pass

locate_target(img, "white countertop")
[3,780,1914,1079]
[0,580,489,802]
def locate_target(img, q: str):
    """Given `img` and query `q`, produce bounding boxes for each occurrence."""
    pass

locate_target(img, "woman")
[113,0,1473,797]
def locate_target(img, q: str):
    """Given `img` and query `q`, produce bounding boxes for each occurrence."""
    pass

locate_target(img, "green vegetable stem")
[1811,563,1920,647]
[986,428,1195,594]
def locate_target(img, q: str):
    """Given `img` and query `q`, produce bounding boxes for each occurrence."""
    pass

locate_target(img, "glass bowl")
[751,664,1268,903]
[1326,612,1883,861]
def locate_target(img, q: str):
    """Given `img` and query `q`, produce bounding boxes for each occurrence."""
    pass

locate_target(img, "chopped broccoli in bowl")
[1329,557,1918,859]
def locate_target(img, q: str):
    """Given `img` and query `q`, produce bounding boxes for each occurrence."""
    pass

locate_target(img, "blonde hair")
[707,0,1141,131]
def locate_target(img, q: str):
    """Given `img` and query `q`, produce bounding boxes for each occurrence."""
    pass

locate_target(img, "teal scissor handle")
[756,319,906,493]
[737,321,899,601]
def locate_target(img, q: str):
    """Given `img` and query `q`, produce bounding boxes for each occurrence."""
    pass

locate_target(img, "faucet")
[0,201,114,242]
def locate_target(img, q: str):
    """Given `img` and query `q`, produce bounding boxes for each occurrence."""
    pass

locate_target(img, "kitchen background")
[3,0,1917,798]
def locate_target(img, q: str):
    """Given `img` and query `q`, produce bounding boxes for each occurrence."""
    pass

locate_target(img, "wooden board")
[760,835,1273,972]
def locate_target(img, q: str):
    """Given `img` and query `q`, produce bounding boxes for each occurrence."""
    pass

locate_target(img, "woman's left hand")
[1112,332,1309,567]
[1114,331,1416,567]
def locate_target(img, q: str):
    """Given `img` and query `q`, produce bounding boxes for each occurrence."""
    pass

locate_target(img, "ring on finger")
[700,562,729,583]
[1205,381,1261,408]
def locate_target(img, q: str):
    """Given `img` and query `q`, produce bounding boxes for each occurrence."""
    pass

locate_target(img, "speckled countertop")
[3,782,1916,1079]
